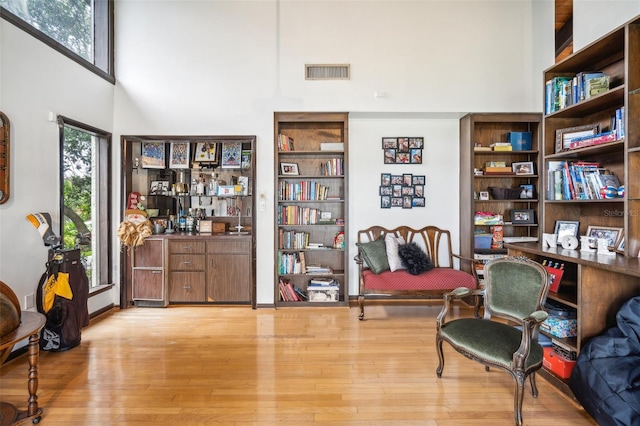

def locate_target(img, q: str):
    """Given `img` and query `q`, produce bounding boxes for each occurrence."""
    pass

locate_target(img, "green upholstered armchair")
[435,256,550,426]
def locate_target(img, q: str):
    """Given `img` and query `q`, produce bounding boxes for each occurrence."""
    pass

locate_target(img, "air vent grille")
[305,64,350,80]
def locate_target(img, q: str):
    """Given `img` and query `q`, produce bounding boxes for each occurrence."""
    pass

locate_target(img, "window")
[59,117,112,289]
[1,0,114,82]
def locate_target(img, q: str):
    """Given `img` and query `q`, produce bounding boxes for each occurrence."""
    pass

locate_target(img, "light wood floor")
[0,303,597,425]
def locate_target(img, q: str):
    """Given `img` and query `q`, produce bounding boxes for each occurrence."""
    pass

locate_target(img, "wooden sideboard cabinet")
[131,238,168,307]
[207,238,251,302]
[168,239,206,302]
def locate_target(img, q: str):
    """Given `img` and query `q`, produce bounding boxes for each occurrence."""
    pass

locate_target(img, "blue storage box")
[474,234,492,249]
[506,132,532,150]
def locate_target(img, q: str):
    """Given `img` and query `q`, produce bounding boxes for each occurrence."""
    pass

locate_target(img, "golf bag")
[36,248,89,351]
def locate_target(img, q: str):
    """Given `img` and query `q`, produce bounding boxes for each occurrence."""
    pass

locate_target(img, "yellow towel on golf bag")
[43,272,73,313]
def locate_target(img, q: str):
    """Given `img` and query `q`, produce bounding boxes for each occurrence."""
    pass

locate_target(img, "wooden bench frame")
[354,225,479,320]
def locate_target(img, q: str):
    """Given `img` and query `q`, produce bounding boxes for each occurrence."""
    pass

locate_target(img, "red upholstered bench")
[355,226,479,320]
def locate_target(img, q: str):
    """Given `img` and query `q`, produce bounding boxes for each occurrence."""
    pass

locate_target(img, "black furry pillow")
[398,242,434,275]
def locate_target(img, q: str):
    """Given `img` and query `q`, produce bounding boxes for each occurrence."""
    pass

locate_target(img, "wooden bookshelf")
[274,112,349,307]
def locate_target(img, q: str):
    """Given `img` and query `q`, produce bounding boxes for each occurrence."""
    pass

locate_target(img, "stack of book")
[306,264,333,274]
[545,72,610,114]
[278,133,295,151]
[547,161,621,200]
[278,278,308,301]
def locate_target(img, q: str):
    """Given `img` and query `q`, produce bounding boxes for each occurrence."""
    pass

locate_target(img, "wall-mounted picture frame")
[280,162,299,176]
[586,225,623,248]
[141,142,165,169]
[379,173,425,208]
[511,209,535,224]
[554,220,580,246]
[381,137,423,164]
[169,142,190,169]
[382,138,398,149]
[555,124,600,153]
[512,161,534,175]
[221,141,242,168]
[193,142,218,164]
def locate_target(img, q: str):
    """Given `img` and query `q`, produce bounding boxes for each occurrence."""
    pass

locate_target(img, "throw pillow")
[398,242,434,275]
[356,237,390,274]
[385,233,406,272]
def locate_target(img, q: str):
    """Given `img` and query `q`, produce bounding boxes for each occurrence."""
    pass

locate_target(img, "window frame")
[0,0,115,84]
[58,116,113,292]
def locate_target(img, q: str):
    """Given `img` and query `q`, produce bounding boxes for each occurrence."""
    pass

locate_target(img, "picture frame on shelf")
[555,124,600,153]
[554,220,580,245]
[280,162,299,176]
[141,142,166,169]
[193,142,218,164]
[512,161,534,175]
[169,142,190,169]
[241,150,252,170]
[221,141,242,168]
[479,191,489,201]
[616,237,625,253]
[519,184,534,199]
[586,225,623,249]
[510,209,535,224]
[149,180,170,195]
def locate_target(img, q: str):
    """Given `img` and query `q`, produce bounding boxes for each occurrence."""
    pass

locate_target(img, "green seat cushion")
[356,238,390,274]
[440,318,543,370]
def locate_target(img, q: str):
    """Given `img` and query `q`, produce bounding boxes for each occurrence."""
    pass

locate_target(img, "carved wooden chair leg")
[514,373,526,426]
[435,337,445,377]
[529,373,538,397]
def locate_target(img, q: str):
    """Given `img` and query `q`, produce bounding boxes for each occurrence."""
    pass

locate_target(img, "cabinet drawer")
[168,272,206,302]
[207,239,250,254]
[132,269,164,301]
[169,254,205,271]
[169,240,205,254]
[133,238,164,267]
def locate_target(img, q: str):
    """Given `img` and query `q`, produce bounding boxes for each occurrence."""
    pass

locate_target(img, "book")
[568,131,616,149]
[585,75,610,98]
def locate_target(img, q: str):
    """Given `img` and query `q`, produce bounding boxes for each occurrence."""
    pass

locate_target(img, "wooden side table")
[0,312,46,425]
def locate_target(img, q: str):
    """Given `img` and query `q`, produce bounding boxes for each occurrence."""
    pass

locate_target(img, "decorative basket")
[488,187,522,200]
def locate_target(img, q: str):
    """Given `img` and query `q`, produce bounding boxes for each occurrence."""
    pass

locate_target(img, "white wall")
[113,0,541,305]
[0,22,115,314]
[2,0,638,311]
[573,0,640,51]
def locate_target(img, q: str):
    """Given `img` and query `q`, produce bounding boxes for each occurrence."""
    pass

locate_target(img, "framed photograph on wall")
[193,142,218,164]
[169,142,190,169]
[381,137,423,164]
[221,141,242,168]
[141,142,165,169]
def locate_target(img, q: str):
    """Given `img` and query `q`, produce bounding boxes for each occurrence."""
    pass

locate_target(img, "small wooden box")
[212,222,228,233]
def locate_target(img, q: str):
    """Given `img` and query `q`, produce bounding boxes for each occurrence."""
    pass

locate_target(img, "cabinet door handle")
[182,261,192,265]
[182,246,191,250]
[183,285,192,289]
[151,270,162,274]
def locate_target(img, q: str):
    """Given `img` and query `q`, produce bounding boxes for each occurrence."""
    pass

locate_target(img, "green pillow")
[356,237,390,274]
